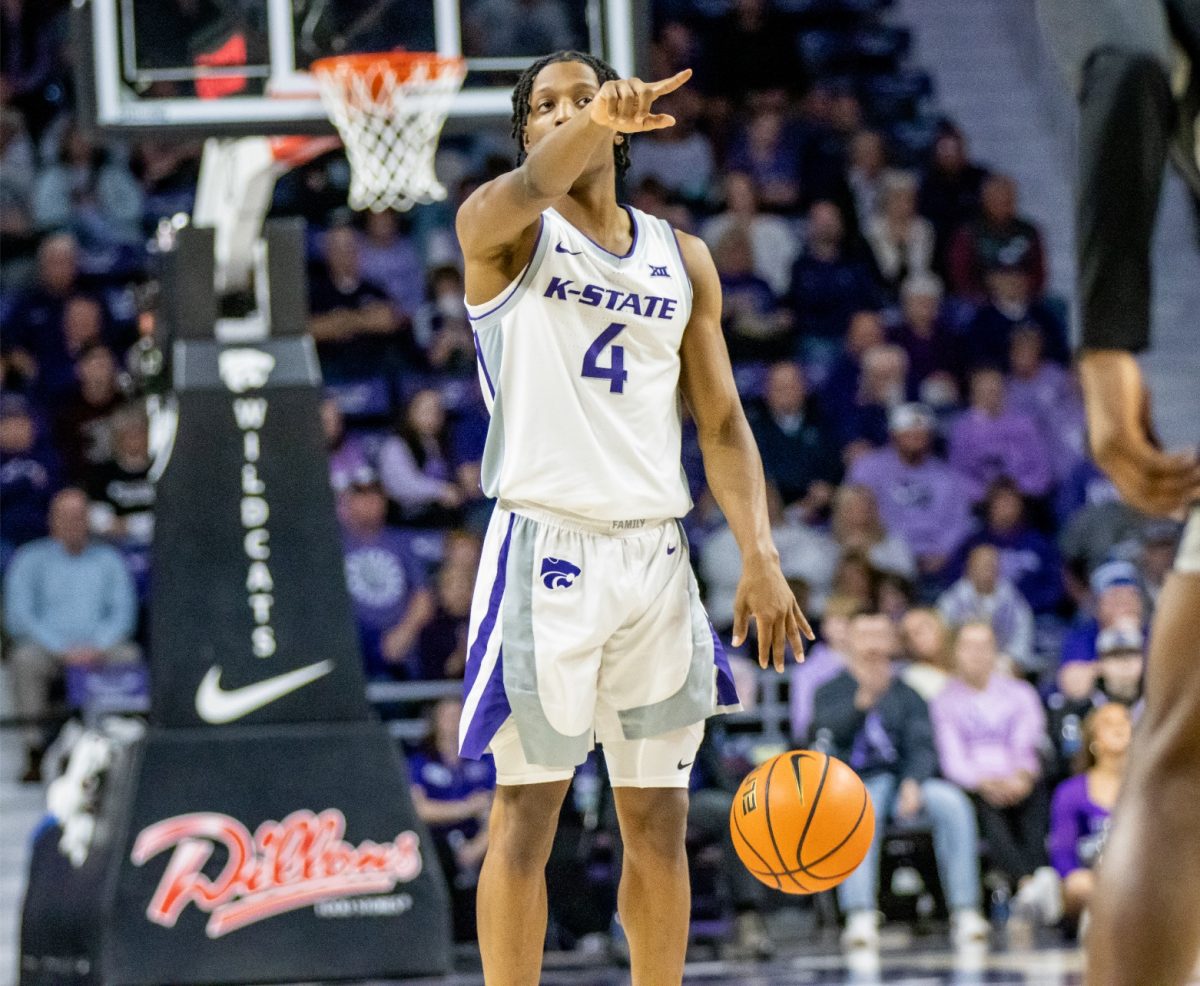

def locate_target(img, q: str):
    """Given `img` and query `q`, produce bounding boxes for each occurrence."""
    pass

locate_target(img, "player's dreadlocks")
[511,50,631,175]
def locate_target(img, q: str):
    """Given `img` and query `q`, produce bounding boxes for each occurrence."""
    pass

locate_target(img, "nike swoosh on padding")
[195,660,335,724]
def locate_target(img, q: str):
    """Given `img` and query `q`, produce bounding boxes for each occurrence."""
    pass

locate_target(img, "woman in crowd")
[898,606,954,701]
[407,696,495,941]
[378,388,465,526]
[931,621,1060,920]
[1048,702,1131,928]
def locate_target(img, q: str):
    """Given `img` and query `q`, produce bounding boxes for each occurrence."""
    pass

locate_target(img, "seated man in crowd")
[965,262,1066,369]
[938,544,1036,674]
[308,225,411,382]
[847,402,974,580]
[948,368,1053,504]
[808,612,989,953]
[746,361,839,513]
[0,394,59,568]
[787,201,881,343]
[931,621,1060,922]
[947,174,1046,302]
[3,487,138,782]
[890,272,962,408]
[1045,623,1145,784]
[338,469,434,679]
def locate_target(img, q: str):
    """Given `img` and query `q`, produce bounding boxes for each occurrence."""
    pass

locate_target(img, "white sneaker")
[1014,866,1064,925]
[841,909,880,951]
[952,908,991,949]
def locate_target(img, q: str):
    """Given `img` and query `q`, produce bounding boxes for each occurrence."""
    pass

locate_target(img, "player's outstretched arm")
[676,232,814,672]
[456,70,692,272]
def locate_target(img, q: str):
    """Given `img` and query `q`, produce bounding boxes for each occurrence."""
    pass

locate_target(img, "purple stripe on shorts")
[460,648,512,760]
[463,513,516,696]
[711,624,740,707]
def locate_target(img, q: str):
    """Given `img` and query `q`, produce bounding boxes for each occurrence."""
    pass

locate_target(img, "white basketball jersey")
[466,205,694,522]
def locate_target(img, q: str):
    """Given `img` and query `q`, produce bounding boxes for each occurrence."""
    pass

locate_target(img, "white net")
[312,54,466,213]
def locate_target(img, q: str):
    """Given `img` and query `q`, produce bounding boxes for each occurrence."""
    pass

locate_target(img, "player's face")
[524,61,618,173]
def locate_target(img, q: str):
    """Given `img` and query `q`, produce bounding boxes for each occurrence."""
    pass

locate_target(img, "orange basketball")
[729,750,875,894]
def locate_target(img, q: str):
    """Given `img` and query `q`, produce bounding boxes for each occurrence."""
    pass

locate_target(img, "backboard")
[74,0,644,136]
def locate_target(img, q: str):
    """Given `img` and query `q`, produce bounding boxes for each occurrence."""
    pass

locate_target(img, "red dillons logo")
[131,808,423,938]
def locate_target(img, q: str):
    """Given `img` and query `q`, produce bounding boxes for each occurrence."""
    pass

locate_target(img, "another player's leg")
[1085,563,1200,985]
[612,786,692,984]
[476,778,573,986]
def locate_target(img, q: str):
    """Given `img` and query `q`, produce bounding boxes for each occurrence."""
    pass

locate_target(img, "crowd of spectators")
[0,0,1178,957]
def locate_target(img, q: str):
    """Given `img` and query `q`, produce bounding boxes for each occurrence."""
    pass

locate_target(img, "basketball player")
[453,52,812,985]
[1037,2,1200,982]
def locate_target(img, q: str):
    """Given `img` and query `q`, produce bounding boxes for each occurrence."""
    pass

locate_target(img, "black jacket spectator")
[787,203,882,340]
[809,671,940,783]
[748,362,840,505]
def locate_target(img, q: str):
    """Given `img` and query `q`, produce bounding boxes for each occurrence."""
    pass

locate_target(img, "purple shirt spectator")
[1048,774,1112,877]
[948,369,1053,501]
[931,672,1046,791]
[848,448,973,560]
[343,524,428,677]
[357,211,426,318]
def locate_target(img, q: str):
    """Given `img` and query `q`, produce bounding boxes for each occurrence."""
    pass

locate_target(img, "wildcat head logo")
[540,557,581,590]
[218,348,276,394]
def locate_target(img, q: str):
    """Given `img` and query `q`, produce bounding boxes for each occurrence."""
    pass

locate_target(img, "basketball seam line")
[793,752,830,875]
[730,796,783,892]
[801,785,871,877]
[764,756,810,893]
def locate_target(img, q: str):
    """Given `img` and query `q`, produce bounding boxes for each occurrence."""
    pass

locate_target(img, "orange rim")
[310,51,466,84]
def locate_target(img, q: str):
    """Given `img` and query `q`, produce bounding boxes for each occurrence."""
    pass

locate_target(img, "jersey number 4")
[581,322,628,394]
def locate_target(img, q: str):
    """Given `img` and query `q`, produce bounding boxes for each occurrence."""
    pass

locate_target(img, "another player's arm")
[677,232,815,672]
[1078,351,1200,516]
[455,70,691,297]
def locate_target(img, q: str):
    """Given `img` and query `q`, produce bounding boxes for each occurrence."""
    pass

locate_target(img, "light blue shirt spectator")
[4,536,137,652]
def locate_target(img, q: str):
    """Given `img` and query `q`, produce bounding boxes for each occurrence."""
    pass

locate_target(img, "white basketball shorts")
[458,501,741,787]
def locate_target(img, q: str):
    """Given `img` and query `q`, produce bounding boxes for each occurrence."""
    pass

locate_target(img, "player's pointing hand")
[590,69,692,133]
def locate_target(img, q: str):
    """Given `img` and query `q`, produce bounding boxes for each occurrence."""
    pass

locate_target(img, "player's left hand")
[732,558,815,672]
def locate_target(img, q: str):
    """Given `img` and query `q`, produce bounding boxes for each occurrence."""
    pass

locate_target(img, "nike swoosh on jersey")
[677,758,695,770]
[554,242,582,255]
[667,544,678,555]
[195,660,335,724]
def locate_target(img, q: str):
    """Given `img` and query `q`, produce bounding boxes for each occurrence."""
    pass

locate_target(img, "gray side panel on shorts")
[616,563,722,740]
[501,515,594,768]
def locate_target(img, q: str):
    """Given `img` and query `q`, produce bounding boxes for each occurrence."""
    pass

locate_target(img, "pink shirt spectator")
[930,672,1046,790]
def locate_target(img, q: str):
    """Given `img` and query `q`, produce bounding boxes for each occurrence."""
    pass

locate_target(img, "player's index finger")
[649,68,692,96]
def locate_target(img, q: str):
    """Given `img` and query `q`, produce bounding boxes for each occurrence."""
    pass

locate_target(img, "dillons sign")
[131,808,424,937]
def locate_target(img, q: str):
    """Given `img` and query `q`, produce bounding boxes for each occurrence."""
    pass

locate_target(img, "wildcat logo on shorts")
[540,557,581,590]
[218,348,276,393]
